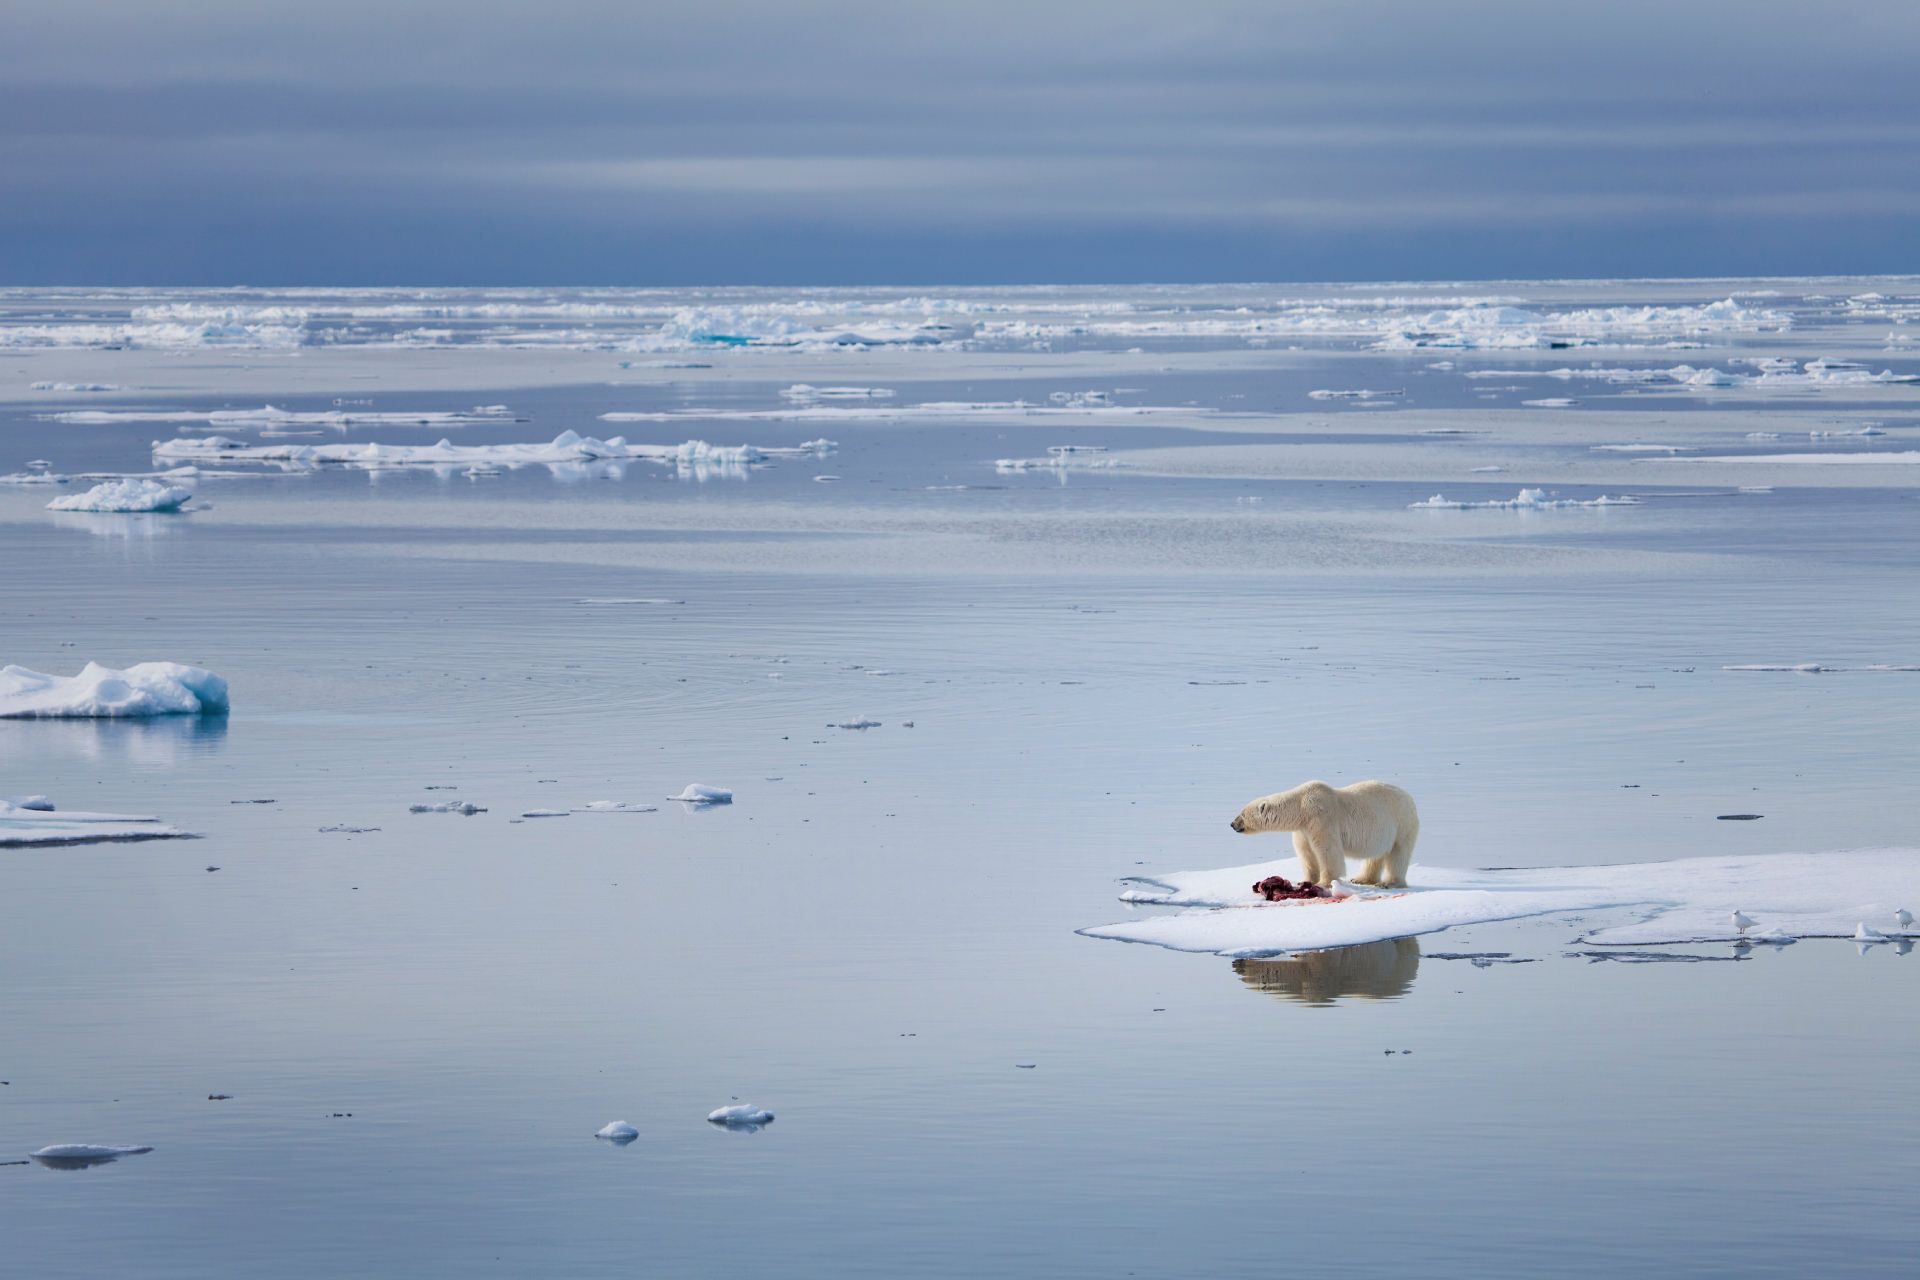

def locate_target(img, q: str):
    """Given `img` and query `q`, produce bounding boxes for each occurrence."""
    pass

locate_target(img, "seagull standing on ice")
[1730,910,1756,932]
[1855,923,1889,943]
[1896,908,1913,931]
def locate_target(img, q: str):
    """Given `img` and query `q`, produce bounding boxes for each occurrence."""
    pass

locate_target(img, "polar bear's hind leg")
[1355,858,1385,886]
[1381,822,1418,889]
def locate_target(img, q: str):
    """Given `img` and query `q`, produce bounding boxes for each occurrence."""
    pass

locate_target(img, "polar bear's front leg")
[1291,830,1321,883]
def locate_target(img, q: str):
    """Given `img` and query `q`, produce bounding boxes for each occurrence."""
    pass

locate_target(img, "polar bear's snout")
[1230,814,1247,833]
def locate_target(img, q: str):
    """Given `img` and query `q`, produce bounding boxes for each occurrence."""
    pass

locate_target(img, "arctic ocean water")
[2,280,1917,1277]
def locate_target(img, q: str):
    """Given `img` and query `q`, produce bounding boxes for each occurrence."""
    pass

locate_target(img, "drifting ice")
[0,662,229,718]
[668,785,732,805]
[46,478,192,513]
[1409,489,1638,509]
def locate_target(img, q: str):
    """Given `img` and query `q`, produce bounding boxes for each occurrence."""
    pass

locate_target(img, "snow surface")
[668,784,732,805]
[1080,849,1920,956]
[0,662,229,718]
[1670,451,1920,466]
[1409,489,1638,509]
[46,478,192,513]
[0,799,193,847]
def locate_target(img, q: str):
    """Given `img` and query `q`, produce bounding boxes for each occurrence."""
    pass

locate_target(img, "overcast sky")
[5,1,1917,284]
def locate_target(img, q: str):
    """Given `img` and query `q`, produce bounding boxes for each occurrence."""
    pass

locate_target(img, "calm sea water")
[3,281,1917,1277]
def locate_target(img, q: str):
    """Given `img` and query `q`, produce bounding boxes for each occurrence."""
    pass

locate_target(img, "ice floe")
[574,801,658,814]
[28,1144,153,1167]
[1409,489,1638,509]
[781,384,894,400]
[46,478,193,513]
[152,431,836,473]
[0,662,229,718]
[31,381,120,392]
[1081,848,1920,956]
[1668,451,1920,466]
[598,400,1199,423]
[1308,388,1404,401]
[707,1104,774,1127]
[668,784,732,805]
[0,799,194,847]
[410,801,487,815]
[1722,663,1918,674]
[48,405,518,427]
[595,1122,639,1143]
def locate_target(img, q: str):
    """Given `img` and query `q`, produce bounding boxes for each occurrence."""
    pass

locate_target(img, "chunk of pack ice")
[574,801,658,814]
[29,1144,153,1165]
[0,662,229,718]
[595,1122,639,1143]
[707,1105,774,1127]
[668,784,732,805]
[1409,488,1638,509]
[410,801,486,815]
[1,799,194,847]
[46,478,192,513]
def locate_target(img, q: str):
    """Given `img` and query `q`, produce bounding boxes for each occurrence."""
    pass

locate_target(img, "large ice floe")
[1,799,193,847]
[1666,451,1920,467]
[47,404,519,427]
[45,478,192,513]
[0,662,229,718]
[598,399,1202,424]
[152,431,835,473]
[1409,488,1638,509]
[1467,359,1918,392]
[1080,850,1920,956]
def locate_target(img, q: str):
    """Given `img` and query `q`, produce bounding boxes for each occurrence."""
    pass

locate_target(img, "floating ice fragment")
[520,809,570,818]
[47,478,192,513]
[574,801,658,814]
[668,785,732,805]
[595,1122,639,1143]
[410,801,486,815]
[707,1105,773,1127]
[1855,923,1890,943]
[1308,388,1404,400]
[29,1144,152,1167]
[1,799,194,847]
[0,662,228,718]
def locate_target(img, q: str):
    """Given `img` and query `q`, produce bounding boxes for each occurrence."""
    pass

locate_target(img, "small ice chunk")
[1855,923,1889,943]
[47,478,192,513]
[668,784,732,805]
[30,1144,153,1165]
[595,1121,639,1142]
[520,809,570,818]
[707,1104,774,1127]
[410,801,486,815]
[574,801,658,814]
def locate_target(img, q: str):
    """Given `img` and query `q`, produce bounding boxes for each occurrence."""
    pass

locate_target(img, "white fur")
[1230,780,1420,888]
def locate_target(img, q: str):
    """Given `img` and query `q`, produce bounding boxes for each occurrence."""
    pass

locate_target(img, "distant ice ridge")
[1466,359,1917,390]
[0,798,194,847]
[995,452,1121,472]
[31,381,120,391]
[46,478,192,513]
[1667,451,1920,466]
[781,384,895,400]
[1308,388,1404,400]
[153,431,836,472]
[48,404,519,427]
[1724,663,1919,674]
[1409,488,1638,509]
[0,662,229,718]
[598,400,1201,423]
[1080,849,1920,955]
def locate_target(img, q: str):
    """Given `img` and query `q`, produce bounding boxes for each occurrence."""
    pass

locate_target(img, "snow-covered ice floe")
[780,384,895,400]
[152,431,835,473]
[0,662,229,718]
[47,404,518,427]
[0,799,194,847]
[31,381,120,392]
[599,400,1201,423]
[574,801,658,814]
[410,801,486,815]
[1079,849,1920,956]
[1723,663,1919,674]
[595,1122,639,1143]
[668,785,732,805]
[1409,488,1638,509]
[1308,388,1404,401]
[1665,451,1920,466]
[46,478,192,513]
[707,1105,774,1128]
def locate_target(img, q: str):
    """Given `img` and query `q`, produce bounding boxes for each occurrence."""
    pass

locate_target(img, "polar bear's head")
[1230,783,1324,834]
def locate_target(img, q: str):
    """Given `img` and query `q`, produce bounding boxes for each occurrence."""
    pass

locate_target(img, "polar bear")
[1229,780,1419,888]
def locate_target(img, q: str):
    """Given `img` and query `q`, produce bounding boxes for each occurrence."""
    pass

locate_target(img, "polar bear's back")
[1316,779,1418,859]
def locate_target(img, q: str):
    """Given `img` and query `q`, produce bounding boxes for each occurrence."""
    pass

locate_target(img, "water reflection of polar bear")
[1232,938,1421,1006]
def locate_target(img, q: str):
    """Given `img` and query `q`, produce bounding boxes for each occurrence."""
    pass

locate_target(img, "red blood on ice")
[1251,875,1331,902]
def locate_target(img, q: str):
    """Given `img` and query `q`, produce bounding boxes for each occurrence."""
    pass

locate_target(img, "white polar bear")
[1229,780,1420,888]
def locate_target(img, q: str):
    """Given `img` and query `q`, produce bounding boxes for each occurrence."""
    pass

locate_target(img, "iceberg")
[1080,848,1920,956]
[0,662,229,718]
[595,1122,639,1143]
[46,478,192,513]
[707,1104,774,1127]
[668,784,732,805]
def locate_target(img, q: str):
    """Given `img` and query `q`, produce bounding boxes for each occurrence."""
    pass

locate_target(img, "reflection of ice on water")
[1232,938,1421,1006]
[0,715,228,770]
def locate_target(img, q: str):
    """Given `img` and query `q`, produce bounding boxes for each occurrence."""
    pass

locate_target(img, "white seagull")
[1895,908,1913,931]
[1730,910,1756,932]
